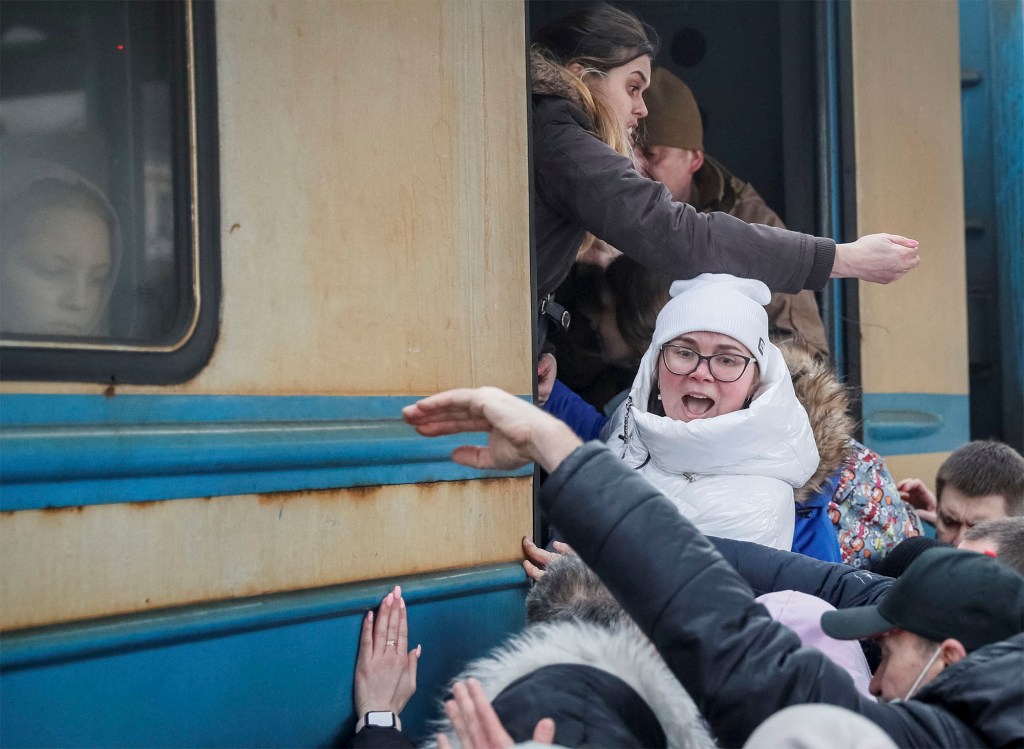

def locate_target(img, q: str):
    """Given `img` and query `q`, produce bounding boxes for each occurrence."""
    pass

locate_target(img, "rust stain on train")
[257,488,309,506]
[255,477,527,505]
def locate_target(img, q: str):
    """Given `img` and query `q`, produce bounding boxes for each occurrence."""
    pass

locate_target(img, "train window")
[0,0,219,383]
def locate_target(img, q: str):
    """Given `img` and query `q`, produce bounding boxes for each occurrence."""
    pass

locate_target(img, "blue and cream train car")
[2,0,1020,746]
[2,2,533,745]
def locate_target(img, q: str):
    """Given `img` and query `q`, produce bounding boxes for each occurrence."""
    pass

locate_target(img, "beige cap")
[640,67,703,151]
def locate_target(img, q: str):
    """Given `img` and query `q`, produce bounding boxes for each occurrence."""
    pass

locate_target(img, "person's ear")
[689,149,705,174]
[939,638,967,667]
[567,62,585,77]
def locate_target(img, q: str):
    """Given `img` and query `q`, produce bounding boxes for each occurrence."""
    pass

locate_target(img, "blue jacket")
[792,472,843,562]
[543,379,608,441]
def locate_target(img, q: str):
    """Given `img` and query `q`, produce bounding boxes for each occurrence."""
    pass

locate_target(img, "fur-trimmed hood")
[775,340,855,502]
[530,48,588,109]
[424,619,715,749]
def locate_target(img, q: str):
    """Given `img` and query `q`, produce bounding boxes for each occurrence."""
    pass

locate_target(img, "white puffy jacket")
[601,340,818,549]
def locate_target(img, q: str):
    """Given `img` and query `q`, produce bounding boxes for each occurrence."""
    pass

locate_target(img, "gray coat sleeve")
[532,99,835,293]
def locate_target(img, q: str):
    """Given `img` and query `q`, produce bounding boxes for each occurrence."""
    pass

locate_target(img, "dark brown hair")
[604,255,671,359]
[532,3,659,159]
[935,441,1024,516]
[533,3,659,73]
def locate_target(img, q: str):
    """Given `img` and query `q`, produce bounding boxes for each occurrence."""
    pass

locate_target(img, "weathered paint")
[850,0,969,478]
[0,477,531,630]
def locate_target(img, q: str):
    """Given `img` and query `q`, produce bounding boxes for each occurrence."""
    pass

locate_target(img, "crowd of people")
[344,4,1021,748]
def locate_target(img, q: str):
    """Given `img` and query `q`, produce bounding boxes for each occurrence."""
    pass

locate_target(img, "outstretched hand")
[402,387,582,474]
[436,678,555,749]
[522,536,574,582]
[353,586,421,727]
[897,478,937,526]
[832,233,920,284]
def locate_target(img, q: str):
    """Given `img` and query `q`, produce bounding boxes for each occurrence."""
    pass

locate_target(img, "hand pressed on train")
[436,678,555,749]
[896,478,938,526]
[522,536,574,582]
[831,233,920,284]
[353,585,421,729]
[402,387,582,474]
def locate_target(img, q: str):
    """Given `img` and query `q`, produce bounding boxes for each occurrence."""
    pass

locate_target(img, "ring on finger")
[385,639,397,647]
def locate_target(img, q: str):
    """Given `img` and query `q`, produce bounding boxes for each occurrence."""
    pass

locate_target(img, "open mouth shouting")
[680,393,716,419]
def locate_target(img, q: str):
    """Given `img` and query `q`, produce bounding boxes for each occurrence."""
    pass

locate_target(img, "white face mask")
[903,645,944,701]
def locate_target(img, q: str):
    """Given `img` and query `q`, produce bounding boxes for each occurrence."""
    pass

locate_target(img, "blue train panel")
[1,564,527,748]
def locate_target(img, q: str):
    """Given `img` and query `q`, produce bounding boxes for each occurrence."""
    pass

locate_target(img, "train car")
[2,1,1020,747]
[1,2,533,745]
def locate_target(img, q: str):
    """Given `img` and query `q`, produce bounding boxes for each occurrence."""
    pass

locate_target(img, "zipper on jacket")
[617,396,633,458]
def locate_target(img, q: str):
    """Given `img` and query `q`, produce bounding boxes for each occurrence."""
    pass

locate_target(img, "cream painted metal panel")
[204,0,532,396]
[0,0,531,398]
[0,477,531,630]
[882,453,948,501]
[852,0,967,394]
[850,0,969,480]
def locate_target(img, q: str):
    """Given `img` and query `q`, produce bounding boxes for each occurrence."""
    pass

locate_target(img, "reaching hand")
[536,354,557,407]
[436,678,555,749]
[897,478,938,526]
[402,387,582,474]
[832,234,920,284]
[522,536,574,582]
[353,586,421,725]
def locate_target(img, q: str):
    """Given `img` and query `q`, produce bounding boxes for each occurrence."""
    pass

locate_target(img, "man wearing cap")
[638,67,829,358]
[404,387,1024,748]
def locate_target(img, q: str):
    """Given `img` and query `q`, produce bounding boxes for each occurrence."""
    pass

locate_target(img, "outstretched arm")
[832,234,920,284]
[402,387,582,474]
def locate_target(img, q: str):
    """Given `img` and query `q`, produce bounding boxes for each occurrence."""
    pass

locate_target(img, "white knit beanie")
[651,273,770,369]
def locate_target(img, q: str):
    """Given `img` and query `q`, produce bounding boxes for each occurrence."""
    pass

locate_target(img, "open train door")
[844,1,971,491]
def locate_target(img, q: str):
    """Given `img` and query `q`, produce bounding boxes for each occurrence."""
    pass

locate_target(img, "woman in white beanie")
[546,273,819,550]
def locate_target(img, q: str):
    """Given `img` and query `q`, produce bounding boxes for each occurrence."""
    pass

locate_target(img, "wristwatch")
[356,711,401,732]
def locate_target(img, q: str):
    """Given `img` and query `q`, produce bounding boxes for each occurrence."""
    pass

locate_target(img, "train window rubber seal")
[0,1,221,386]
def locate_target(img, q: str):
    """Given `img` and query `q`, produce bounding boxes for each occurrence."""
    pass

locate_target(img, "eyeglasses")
[660,344,753,383]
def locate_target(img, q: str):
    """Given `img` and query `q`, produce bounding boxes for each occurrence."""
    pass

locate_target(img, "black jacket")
[711,535,894,608]
[531,94,835,301]
[540,442,1024,748]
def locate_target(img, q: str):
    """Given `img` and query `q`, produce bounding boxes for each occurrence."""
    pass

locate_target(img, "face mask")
[903,645,943,701]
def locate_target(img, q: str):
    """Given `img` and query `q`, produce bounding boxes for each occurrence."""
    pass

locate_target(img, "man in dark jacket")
[403,387,1024,749]
[638,67,829,358]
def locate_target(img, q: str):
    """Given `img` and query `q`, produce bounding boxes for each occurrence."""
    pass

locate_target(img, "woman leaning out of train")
[529,3,919,346]
[543,273,820,553]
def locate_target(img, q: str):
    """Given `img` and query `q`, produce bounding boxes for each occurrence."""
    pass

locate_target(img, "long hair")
[532,3,659,158]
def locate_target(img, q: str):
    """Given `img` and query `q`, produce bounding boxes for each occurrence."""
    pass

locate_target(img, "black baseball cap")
[821,547,1024,652]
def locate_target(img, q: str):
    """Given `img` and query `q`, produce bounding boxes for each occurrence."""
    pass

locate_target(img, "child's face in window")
[1,204,113,337]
